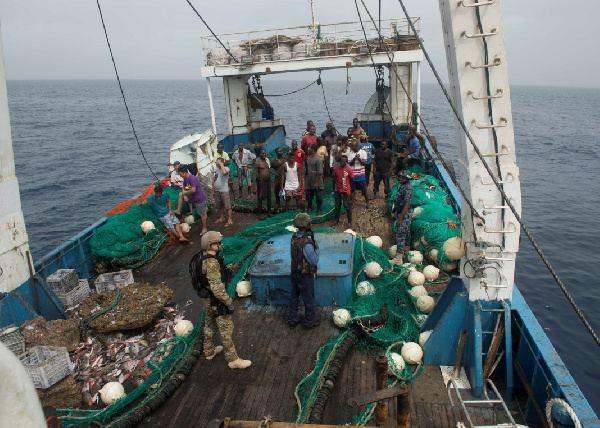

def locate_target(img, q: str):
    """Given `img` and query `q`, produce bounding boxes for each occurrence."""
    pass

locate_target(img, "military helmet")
[398,170,411,179]
[201,231,223,250]
[293,213,312,229]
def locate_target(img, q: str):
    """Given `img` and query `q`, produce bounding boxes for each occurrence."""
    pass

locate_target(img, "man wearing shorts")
[281,151,303,212]
[348,141,372,209]
[270,147,285,210]
[213,158,233,227]
[141,185,187,242]
[233,142,256,199]
[176,166,208,235]
[253,148,272,220]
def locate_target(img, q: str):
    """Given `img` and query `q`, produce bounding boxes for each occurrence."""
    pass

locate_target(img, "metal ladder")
[448,378,517,428]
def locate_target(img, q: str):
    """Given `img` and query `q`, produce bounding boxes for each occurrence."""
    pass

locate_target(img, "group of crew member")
[143,119,422,372]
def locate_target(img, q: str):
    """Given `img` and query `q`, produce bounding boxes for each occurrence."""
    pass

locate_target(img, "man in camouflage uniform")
[198,231,251,369]
[392,171,414,265]
[289,213,320,329]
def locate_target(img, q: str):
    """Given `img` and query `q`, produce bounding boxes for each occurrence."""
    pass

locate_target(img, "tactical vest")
[290,234,317,274]
[190,252,231,311]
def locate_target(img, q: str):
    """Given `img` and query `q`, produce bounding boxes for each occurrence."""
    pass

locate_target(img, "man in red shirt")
[301,124,318,153]
[332,154,354,228]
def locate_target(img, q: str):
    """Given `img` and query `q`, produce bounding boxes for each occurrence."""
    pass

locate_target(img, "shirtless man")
[253,149,272,220]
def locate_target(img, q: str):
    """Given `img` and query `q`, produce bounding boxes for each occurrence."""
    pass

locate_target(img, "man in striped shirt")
[348,141,372,210]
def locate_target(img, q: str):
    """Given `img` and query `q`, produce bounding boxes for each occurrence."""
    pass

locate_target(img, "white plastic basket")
[20,346,72,389]
[55,279,90,307]
[94,269,134,294]
[46,269,79,293]
[0,325,26,355]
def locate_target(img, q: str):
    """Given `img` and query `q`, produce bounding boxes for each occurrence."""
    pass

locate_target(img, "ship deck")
[133,192,523,427]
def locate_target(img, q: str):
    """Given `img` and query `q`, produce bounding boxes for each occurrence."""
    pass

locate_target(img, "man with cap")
[289,213,320,329]
[192,231,252,369]
[170,161,184,189]
[392,171,414,264]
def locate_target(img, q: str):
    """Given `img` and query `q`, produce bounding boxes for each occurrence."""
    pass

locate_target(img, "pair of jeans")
[334,192,352,223]
[289,271,316,327]
[306,188,324,212]
[373,171,390,195]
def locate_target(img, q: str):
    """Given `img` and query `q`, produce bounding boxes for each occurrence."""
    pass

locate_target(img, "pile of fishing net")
[90,182,198,269]
[388,166,462,268]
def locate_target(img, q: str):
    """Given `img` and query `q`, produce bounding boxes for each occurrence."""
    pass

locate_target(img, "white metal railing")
[201,18,421,66]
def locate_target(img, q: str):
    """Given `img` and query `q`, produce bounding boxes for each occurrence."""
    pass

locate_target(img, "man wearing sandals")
[175,166,208,236]
[141,185,188,242]
[213,158,233,228]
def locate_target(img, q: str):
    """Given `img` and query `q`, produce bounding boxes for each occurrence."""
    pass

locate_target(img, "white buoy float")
[180,223,191,233]
[364,262,382,279]
[428,248,439,262]
[419,330,433,347]
[410,285,428,298]
[141,221,155,234]
[99,382,125,406]
[417,295,435,314]
[407,251,423,264]
[174,320,194,337]
[408,271,426,287]
[236,280,252,297]
[333,308,352,327]
[387,245,398,259]
[401,342,423,365]
[440,260,457,272]
[388,352,406,374]
[423,265,440,281]
[356,281,375,296]
[184,215,195,225]
[443,237,466,261]
[365,236,383,248]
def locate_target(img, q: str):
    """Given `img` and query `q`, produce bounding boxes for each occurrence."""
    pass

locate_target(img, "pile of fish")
[74,306,186,406]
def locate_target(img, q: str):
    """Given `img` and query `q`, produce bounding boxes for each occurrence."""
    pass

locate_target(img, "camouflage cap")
[293,213,312,229]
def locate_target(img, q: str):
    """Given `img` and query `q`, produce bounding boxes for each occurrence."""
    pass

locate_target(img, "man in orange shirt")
[351,117,365,140]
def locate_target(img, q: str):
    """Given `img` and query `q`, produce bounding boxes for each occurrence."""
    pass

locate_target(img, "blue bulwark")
[248,232,354,306]
[0,218,106,329]
[220,125,286,153]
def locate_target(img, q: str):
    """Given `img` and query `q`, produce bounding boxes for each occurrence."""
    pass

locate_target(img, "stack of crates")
[46,269,90,307]
[0,325,26,356]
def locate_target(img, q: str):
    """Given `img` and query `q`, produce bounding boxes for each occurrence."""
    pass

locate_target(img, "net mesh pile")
[388,166,462,266]
[90,184,197,269]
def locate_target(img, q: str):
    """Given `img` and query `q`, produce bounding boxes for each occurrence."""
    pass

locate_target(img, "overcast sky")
[0,0,599,88]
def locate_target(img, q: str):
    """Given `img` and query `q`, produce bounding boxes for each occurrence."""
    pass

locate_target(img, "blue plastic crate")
[248,232,354,306]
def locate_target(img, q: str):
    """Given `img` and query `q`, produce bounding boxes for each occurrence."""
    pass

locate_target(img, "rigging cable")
[355,0,484,226]
[184,0,238,63]
[317,72,336,128]
[395,0,600,346]
[263,79,319,97]
[95,0,159,181]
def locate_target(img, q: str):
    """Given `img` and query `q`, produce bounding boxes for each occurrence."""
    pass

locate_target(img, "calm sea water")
[7,79,600,411]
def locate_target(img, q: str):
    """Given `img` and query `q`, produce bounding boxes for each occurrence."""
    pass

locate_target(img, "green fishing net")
[90,186,198,269]
[388,168,462,266]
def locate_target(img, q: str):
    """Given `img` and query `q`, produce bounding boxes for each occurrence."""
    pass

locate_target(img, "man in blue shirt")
[289,213,320,330]
[141,185,188,242]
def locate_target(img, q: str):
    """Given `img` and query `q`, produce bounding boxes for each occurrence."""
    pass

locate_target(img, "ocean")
[6,79,600,412]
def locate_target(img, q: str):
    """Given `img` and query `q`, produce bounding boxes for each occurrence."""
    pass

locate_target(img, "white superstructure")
[0,25,31,294]
[438,0,521,301]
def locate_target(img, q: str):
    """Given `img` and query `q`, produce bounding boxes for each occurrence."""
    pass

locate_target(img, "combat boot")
[205,346,223,361]
[392,254,403,265]
[228,358,252,370]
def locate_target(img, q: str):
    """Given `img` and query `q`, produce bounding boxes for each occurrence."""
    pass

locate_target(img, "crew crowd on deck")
[164,118,424,231]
